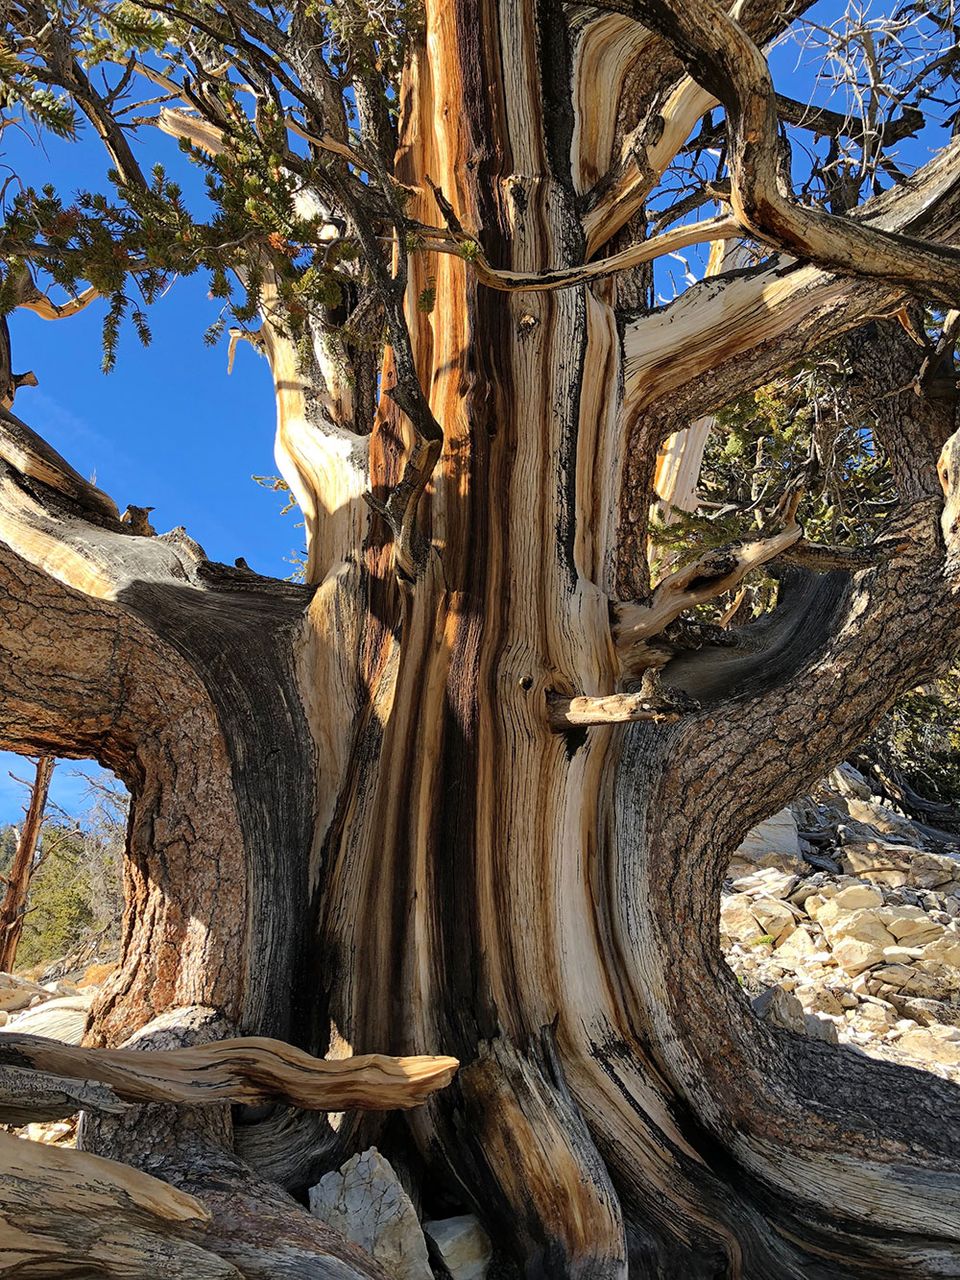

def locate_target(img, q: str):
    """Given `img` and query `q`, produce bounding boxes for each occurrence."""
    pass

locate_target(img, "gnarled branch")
[0,1031,458,1112]
[626,0,960,304]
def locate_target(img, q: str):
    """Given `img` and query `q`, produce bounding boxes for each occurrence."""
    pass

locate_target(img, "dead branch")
[0,1064,127,1126]
[0,1032,458,1111]
[614,497,802,671]
[426,178,738,290]
[0,1131,243,1279]
[0,754,54,971]
[0,407,120,521]
[548,672,698,728]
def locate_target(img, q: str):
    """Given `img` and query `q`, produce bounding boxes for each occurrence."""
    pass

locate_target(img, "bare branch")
[625,0,960,304]
[547,673,698,727]
[615,497,802,673]
[621,137,960,423]
[426,180,739,291]
[0,1031,458,1112]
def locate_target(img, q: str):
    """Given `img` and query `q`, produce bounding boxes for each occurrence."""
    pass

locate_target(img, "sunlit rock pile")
[723,766,960,1080]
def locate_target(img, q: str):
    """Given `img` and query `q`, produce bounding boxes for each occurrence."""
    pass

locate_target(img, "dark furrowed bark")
[0,466,318,1043]
[594,326,960,1275]
[119,566,317,1041]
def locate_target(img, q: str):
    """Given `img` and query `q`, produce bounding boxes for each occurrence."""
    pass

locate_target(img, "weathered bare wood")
[426,191,738,291]
[0,407,120,522]
[0,1131,244,1279]
[621,136,960,423]
[626,0,960,304]
[0,1063,127,1125]
[0,1031,457,1111]
[614,506,802,673]
[547,688,693,726]
[3,1,960,1276]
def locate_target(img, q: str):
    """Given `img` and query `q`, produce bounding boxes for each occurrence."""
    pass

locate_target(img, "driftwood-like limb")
[583,74,717,254]
[0,1064,127,1125]
[0,1032,458,1111]
[621,136,960,425]
[548,670,698,728]
[17,286,99,322]
[0,406,120,522]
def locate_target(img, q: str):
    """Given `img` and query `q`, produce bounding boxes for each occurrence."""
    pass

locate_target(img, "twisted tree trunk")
[2,0,960,1276]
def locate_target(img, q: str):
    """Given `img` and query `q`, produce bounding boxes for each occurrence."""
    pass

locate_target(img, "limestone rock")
[0,972,46,1013]
[731,809,802,875]
[803,1012,840,1044]
[719,894,762,941]
[748,896,797,943]
[4,992,94,1044]
[882,906,943,946]
[309,1148,432,1280]
[752,986,806,1033]
[844,797,929,845]
[723,794,960,1084]
[775,927,818,964]
[828,884,884,912]
[897,1028,960,1067]
[423,1215,492,1279]
[828,764,872,802]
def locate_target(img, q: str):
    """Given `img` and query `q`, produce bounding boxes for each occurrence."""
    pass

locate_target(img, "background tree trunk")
[0,753,53,971]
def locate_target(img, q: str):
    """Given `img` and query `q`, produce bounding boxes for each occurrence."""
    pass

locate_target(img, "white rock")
[731,810,802,874]
[898,1029,960,1066]
[423,1216,492,1280]
[732,867,799,898]
[829,884,884,911]
[719,894,762,940]
[883,908,944,947]
[828,764,872,801]
[829,937,887,976]
[921,935,960,969]
[749,897,797,943]
[309,1149,432,1280]
[4,993,94,1044]
[775,928,818,964]
[0,972,47,1013]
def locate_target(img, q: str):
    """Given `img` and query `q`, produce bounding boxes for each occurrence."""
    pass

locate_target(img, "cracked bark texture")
[2,0,960,1276]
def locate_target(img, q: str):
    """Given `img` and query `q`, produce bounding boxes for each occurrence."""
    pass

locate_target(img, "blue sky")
[0,1,953,825]
[1,117,303,824]
[0,756,117,830]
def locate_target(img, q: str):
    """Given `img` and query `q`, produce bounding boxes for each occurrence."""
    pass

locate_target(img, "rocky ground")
[2,766,960,1278]
[723,765,960,1081]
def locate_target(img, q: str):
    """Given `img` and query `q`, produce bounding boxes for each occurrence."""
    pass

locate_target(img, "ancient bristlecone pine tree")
[1,0,960,1274]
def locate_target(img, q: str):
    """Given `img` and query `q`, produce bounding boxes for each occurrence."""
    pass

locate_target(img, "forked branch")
[614,495,803,673]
